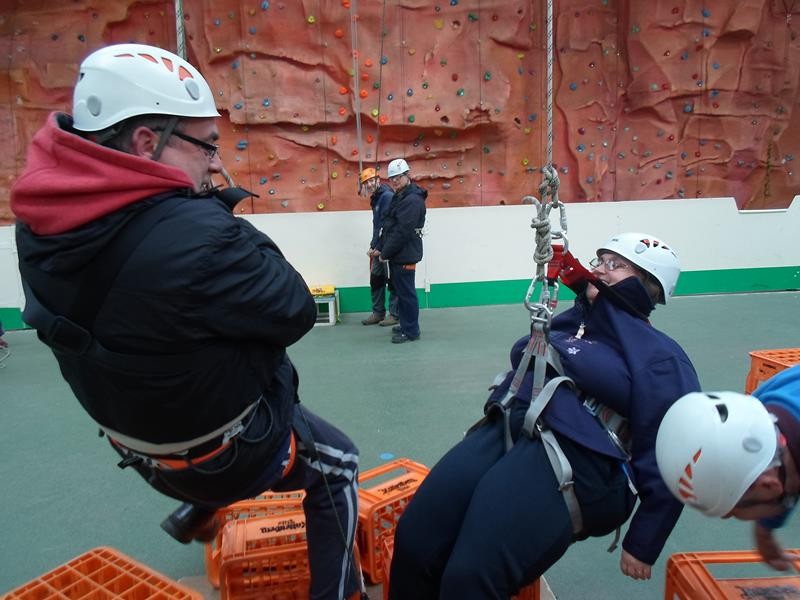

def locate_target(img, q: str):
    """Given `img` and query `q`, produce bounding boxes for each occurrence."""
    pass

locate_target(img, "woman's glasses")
[589,257,630,271]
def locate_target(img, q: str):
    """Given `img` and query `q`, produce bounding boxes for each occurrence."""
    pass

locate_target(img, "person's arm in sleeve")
[194,214,317,346]
[621,355,701,577]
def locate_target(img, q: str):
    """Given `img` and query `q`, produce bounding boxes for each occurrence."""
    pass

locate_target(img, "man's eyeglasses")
[170,130,219,159]
[153,127,219,159]
[389,174,405,182]
[589,257,630,271]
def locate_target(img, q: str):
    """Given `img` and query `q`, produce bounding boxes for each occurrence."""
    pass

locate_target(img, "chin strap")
[151,116,179,161]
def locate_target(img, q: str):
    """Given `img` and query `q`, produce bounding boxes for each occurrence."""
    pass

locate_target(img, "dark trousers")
[123,403,360,600]
[370,256,398,317]
[389,262,420,337]
[388,414,635,600]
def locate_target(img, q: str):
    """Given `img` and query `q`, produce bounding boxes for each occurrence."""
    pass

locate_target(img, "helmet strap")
[151,116,179,162]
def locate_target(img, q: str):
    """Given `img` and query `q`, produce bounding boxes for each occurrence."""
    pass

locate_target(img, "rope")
[521,0,567,326]
[546,0,554,167]
[371,0,389,173]
[349,0,365,180]
[174,0,186,59]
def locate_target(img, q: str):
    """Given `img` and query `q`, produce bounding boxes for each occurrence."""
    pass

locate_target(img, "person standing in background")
[377,158,427,344]
[359,167,399,327]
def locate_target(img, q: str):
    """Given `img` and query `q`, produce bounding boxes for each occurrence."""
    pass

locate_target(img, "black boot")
[160,503,219,544]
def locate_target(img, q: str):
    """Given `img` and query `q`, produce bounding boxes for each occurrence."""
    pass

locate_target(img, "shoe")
[392,325,402,334]
[379,315,399,327]
[160,503,220,544]
[391,332,420,344]
[361,313,384,326]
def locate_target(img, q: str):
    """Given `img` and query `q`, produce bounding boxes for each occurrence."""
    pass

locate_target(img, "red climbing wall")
[2,0,799,225]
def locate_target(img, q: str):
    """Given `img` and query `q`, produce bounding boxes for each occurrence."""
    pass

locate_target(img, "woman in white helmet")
[12,44,360,600]
[657,366,800,571]
[390,233,700,599]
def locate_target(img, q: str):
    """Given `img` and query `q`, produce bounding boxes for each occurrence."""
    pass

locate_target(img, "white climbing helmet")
[73,43,219,132]
[655,391,778,517]
[597,232,680,303]
[387,158,410,178]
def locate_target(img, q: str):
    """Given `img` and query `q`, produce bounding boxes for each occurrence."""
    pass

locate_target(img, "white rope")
[349,0,365,181]
[546,0,554,167]
[174,0,186,59]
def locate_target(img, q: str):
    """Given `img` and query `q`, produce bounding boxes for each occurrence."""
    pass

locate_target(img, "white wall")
[3,196,799,311]
[247,196,800,289]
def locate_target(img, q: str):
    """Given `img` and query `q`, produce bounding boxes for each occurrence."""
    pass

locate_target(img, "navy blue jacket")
[369,183,394,249]
[378,182,427,264]
[755,365,800,530]
[487,277,700,565]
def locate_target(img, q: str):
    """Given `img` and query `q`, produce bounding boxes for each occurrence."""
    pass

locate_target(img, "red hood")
[11,112,194,235]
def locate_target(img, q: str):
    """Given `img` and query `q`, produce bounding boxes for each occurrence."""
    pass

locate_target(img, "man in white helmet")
[390,233,700,598]
[11,44,359,600]
[657,366,800,571]
[377,158,427,343]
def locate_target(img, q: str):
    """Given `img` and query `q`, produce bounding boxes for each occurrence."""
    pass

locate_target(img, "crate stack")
[204,458,432,599]
[203,491,308,599]
[3,547,202,600]
[745,348,800,393]
[665,549,800,599]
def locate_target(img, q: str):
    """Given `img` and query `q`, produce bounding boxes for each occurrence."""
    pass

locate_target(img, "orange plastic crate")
[3,547,202,599]
[745,348,800,393]
[218,511,311,600]
[357,459,430,584]
[205,490,306,588]
[378,528,539,600]
[664,549,800,599]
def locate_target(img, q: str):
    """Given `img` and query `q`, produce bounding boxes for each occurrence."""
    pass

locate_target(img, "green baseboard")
[2,266,798,330]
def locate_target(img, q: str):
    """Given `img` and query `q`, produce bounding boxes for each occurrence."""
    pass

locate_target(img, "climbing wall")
[2,0,799,225]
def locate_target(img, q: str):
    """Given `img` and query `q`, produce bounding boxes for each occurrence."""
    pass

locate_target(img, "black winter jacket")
[11,114,317,449]
[378,182,427,264]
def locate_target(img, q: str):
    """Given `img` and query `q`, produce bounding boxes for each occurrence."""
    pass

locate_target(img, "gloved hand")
[546,244,566,281]
[558,249,597,293]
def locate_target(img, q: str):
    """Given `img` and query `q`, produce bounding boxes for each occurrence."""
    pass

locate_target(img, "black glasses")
[170,130,219,159]
[153,127,219,159]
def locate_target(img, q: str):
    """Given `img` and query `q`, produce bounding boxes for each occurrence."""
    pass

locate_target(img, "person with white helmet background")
[656,366,800,571]
[390,233,700,598]
[359,166,399,327]
[11,44,361,600]
[376,158,427,343]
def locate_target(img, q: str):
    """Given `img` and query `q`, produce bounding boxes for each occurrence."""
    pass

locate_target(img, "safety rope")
[349,0,365,179]
[370,0,389,174]
[174,0,186,63]
[173,0,235,188]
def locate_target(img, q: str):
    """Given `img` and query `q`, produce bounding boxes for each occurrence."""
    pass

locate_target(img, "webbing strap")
[521,375,574,438]
[540,428,583,535]
[520,375,584,536]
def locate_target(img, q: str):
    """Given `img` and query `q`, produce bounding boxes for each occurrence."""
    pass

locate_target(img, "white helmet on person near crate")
[655,391,778,517]
[387,158,410,178]
[73,43,219,131]
[597,232,680,304]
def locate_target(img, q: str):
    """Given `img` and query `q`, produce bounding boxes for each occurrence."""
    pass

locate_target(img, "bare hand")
[620,550,652,580]
[755,523,795,571]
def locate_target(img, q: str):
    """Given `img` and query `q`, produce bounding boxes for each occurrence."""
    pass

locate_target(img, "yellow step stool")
[309,285,339,326]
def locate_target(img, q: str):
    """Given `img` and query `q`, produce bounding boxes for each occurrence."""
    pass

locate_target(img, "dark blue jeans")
[389,413,635,600]
[389,262,420,337]
[370,256,398,317]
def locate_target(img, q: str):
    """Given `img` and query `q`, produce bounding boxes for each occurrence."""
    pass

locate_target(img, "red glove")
[546,245,566,280]
[559,250,597,292]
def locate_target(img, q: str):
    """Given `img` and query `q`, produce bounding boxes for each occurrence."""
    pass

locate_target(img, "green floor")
[2,292,800,598]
